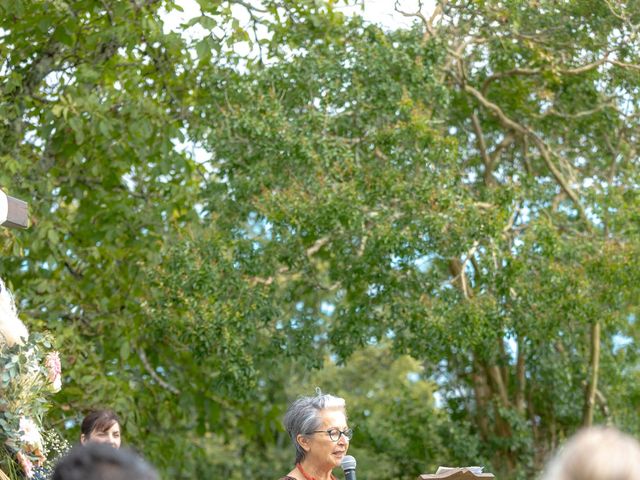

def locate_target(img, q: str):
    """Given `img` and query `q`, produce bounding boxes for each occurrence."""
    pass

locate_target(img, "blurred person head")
[283,389,351,477]
[52,443,158,480]
[81,410,121,449]
[542,426,640,480]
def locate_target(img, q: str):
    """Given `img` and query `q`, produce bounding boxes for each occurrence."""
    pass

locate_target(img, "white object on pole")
[0,190,28,228]
[0,276,29,347]
[0,190,6,225]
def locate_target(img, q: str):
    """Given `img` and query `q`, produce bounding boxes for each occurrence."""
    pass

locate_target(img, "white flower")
[0,277,29,347]
[19,417,43,451]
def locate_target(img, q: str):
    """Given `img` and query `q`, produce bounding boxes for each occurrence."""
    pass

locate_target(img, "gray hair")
[542,427,640,480]
[283,390,347,463]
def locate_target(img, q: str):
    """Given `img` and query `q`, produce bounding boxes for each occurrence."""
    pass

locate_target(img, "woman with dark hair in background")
[33,409,122,479]
[80,409,121,450]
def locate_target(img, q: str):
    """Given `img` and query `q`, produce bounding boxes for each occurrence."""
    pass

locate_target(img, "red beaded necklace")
[296,463,337,480]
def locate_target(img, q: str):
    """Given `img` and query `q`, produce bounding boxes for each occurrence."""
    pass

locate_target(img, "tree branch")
[464,84,591,227]
[536,100,615,120]
[609,59,640,71]
[232,0,268,14]
[448,240,479,298]
[559,56,608,75]
[482,67,541,93]
[490,132,515,165]
[471,111,494,186]
[595,388,611,424]
[306,236,330,257]
[138,348,181,395]
[487,364,510,408]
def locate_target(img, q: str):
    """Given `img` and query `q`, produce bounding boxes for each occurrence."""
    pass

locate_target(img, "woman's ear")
[296,434,311,452]
[80,434,87,445]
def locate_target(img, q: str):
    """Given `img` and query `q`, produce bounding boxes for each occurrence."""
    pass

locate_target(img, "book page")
[436,467,484,475]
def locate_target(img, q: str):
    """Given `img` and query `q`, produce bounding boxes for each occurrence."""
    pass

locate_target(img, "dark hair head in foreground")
[52,443,158,480]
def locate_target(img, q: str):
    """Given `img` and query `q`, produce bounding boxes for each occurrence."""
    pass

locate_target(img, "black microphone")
[341,455,356,480]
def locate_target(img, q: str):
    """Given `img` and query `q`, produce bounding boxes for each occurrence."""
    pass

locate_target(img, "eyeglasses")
[311,427,353,442]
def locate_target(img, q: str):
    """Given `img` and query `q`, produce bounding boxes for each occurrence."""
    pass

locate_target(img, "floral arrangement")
[1,278,63,479]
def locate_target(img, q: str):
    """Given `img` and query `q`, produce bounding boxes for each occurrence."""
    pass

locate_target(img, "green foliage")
[2,0,640,478]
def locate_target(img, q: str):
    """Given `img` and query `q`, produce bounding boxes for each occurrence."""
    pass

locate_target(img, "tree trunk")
[515,337,526,413]
[471,357,491,440]
[582,320,601,426]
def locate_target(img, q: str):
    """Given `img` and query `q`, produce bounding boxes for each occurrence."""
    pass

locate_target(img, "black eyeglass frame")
[310,427,353,442]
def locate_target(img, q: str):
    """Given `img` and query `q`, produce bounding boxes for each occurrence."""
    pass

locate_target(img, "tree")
[181,0,640,476]
[2,0,640,478]
[0,0,216,476]
[406,0,640,473]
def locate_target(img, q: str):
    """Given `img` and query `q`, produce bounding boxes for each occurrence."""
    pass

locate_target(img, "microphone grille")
[341,455,356,471]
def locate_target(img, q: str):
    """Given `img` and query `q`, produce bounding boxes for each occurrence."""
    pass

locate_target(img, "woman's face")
[300,408,350,470]
[81,422,121,449]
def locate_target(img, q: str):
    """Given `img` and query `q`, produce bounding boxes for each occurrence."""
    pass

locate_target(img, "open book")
[418,466,495,479]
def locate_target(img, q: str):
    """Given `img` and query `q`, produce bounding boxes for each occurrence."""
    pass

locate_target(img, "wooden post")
[0,189,28,229]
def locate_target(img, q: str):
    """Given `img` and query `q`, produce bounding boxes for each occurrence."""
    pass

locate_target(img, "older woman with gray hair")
[279,390,352,480]
[541,426,640,480]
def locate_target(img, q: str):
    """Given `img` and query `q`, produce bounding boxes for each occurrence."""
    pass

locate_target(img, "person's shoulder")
[279,467,300,480]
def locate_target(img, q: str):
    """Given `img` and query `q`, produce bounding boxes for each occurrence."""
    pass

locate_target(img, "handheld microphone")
[341,455,356,480]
